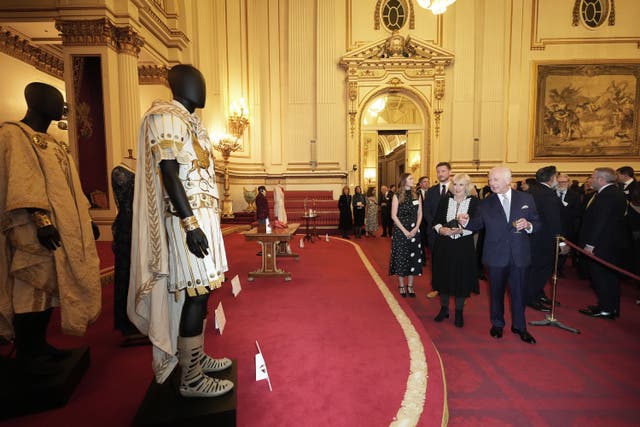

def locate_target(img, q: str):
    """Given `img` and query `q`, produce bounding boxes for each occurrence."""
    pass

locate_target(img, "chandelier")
[416,0,456,15]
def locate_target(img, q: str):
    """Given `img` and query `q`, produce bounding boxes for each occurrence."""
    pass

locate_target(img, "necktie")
[558,190,565,202]
[586,192,596,208]
[501,194,510,220]
[441,185,446,197]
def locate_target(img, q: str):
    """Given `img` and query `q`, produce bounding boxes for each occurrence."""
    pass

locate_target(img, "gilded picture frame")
[532,62,640,160]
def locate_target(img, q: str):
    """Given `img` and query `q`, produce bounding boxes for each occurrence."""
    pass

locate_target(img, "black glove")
[186,228,209,258]
[37,224,62,251]
[91,221,100,240]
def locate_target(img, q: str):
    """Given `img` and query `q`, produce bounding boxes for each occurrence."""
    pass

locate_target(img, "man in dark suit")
[425,162,452,298]
[526,166,567,312]
[417,176,430,265]
[379,185,390,236]
[459,166,541,344]
[579,167,629,319]
[616,166,638,200]
[380,184,395,237]
[556,173,582,276]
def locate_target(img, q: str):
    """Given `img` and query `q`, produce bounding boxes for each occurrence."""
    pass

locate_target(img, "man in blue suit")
[459,166,541,344]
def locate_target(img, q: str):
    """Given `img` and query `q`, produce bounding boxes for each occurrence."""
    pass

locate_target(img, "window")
[382,0,407,31]
[580,0,609,28]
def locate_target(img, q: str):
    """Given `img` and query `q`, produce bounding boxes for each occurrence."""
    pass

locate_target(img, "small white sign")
[255,340,272,391]
[214,302,226,335]
[299,238,304,248]
[231,274,242,297]
[325,233,329,242]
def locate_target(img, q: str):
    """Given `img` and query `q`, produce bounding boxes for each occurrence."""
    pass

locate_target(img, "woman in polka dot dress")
[389,173,423,297]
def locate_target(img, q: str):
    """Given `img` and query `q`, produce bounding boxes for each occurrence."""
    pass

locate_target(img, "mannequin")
[111,150,147,344]
[0,82,101,371]
[128,65,233,398]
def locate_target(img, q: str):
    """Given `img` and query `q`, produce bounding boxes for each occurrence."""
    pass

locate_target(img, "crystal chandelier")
[416,0,457,15]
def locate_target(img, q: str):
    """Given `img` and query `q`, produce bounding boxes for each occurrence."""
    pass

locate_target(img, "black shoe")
[434,307,449,322]
[407,285,416,298]
[538,295,552,305]
[579,307,615,319]
[399,286,407,298]
[490,326,503,338]
[527,301,551,313]
[454,309,464,328]
[511,327,536,344]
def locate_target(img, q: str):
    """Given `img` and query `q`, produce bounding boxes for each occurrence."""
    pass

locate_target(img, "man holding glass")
[458,166,541,344]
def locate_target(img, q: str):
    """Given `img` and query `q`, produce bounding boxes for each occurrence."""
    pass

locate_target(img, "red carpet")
[356,235,640,427]
[1,232,446,426]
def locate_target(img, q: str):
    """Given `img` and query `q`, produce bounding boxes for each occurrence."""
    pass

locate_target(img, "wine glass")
[511,220,521,234]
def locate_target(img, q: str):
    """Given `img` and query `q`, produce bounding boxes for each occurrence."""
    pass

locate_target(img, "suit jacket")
[579,184,628,263]
[558,188,581,241]
[425,183,448,226]
[466,191,541,268]
[529,184,564,257]
[621,179,638,201]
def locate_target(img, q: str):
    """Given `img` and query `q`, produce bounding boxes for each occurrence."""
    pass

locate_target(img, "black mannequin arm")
[159,159,209,258]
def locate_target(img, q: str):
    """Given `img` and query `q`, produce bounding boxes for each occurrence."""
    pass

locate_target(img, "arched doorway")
[360,90,430,192]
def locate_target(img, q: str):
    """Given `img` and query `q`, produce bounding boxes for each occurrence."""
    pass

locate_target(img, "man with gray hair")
[578,167,628,319]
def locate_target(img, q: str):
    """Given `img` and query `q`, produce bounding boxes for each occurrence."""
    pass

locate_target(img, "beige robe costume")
[0,121,101,339]
[128,100,227,383]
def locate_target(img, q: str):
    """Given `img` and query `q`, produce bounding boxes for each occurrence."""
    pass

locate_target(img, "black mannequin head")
[168,64,206,113]
[21,82,64,133]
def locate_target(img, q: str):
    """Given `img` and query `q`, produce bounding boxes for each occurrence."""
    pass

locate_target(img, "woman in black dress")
[389,173,423,297]
[431,173,479,327]
[352,185,366,238]
[338,185,353,239]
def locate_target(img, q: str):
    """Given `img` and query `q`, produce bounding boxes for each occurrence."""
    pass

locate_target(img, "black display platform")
[133,360,237,427]
[0,346,90,419]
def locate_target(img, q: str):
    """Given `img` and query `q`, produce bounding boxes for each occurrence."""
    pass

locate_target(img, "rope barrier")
[560,236,640,281]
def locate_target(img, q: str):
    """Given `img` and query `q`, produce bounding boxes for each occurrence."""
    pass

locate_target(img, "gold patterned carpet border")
[338,237,441,427]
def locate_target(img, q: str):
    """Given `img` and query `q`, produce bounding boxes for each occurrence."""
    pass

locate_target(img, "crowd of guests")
[341,162,639,345]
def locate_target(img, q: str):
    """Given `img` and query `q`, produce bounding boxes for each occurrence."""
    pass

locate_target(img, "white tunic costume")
[128,100,227,383]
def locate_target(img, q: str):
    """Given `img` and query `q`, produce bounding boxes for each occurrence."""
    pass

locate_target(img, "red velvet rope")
[561,237,640,281]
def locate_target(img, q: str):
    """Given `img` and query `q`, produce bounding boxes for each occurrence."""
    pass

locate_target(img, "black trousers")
[588,259,620,313]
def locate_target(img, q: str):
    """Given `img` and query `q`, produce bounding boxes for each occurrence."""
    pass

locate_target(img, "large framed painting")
[532,62,640,160]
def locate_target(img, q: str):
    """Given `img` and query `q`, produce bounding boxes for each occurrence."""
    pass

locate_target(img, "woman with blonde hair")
[389,173,423,297]
[431,173,480,327]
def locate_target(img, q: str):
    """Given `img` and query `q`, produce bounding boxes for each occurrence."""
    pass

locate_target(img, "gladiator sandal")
[178,335,234,398]
[200,320,232,373]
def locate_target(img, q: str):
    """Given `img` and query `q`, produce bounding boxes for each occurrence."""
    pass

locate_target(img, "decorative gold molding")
[139,5,189,50]
[340,33,454,137]
[55,18,144,57]
[138,64,169,85]
[0,26,63,79]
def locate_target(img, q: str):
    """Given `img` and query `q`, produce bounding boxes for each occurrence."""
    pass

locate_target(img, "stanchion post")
[529,235,581,334]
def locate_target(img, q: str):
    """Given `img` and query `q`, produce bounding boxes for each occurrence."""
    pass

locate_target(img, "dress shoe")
[588,305,619,318]
[434,307,449,322]
[511,327,536,344]
[407,285,416,298]
[527,301,551,313]
[489,326,503,338]
[578,307,615,319]
[454,309,464,328]
[426,290,439,299]
[538,295,552,305]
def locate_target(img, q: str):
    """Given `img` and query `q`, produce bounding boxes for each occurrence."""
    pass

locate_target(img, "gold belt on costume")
[167,193,219,216]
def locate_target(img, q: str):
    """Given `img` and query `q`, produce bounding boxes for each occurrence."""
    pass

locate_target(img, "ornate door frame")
[340,32,454,185]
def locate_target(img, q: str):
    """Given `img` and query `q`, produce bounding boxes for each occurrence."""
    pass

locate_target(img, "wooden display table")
[242,223,300,281]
